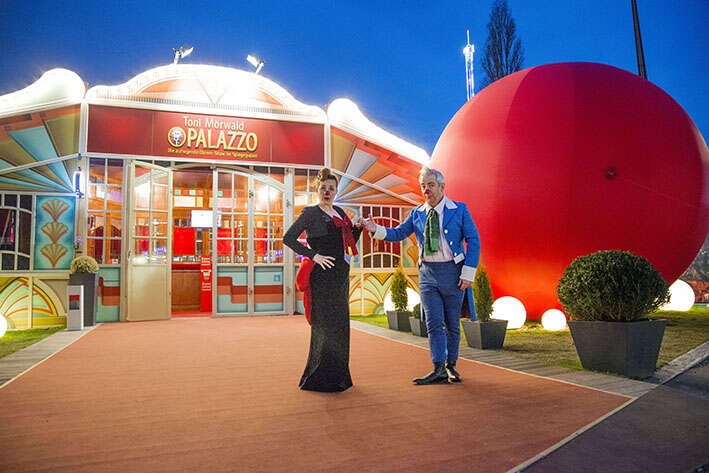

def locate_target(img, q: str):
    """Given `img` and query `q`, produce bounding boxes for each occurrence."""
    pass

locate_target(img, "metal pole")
[631,0,647,79]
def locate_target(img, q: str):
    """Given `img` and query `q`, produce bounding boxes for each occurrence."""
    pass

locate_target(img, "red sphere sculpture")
[432,62,709,320]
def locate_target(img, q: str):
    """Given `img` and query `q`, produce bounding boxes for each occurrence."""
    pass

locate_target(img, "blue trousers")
[419,261,465,364]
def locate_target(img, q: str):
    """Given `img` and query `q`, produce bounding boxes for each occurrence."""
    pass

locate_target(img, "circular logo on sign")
[168,127,186,147]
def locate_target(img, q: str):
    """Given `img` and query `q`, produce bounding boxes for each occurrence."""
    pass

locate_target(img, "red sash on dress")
[296,258,314,325]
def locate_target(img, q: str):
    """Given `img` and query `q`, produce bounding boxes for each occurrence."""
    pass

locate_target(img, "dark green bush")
[70,255,99,274]
[473,264,494,322]
[390,267,409,312]
[557,250,670,322]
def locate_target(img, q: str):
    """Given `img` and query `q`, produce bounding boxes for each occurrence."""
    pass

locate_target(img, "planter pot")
[568,319,666,379]
[386,310,411,331]
[461,319,508,349]
[69,273,98,327]
[409,317,427,337]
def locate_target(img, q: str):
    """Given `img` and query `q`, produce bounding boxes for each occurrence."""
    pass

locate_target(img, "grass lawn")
[0,327,65,360]
[352,305,709,371]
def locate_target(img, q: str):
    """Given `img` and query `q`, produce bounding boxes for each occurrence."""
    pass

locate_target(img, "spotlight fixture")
[246,54,265,74]
[173,44,194,64]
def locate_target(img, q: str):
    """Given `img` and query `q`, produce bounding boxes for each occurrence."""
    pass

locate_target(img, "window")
[216,172,249,263]
[87,158,123,264]
[360,206,409,269]
[0,193,33,270]
[253,177,284,264]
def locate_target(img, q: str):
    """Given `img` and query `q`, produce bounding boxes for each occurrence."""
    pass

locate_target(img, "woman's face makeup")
[318,179,337,204]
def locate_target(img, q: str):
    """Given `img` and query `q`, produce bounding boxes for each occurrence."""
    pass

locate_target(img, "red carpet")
[0,317,628,472]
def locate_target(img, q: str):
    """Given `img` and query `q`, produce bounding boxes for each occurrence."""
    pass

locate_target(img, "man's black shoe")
[446,361,461,383]
[413,362,449,385]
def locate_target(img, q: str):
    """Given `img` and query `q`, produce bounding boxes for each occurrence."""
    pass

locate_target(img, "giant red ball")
[432,62,709,320]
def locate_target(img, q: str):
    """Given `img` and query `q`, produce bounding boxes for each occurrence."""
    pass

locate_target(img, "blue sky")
[1,0,707,154]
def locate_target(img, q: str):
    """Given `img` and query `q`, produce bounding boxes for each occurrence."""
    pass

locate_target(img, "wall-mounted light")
[173,45,194,65]
[246,54,265,74]
[73,168,84,197]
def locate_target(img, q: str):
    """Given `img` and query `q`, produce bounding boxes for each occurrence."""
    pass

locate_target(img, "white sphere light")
[492,296,526,329]
[541,309,567,331]
[383,288,421,312]
[0,316,7,338]
[661,280,695,312]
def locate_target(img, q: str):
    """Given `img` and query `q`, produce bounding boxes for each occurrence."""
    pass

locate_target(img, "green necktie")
[424,208,440,256]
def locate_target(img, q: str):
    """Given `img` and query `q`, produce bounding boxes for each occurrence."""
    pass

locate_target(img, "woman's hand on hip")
[313,253,336,270]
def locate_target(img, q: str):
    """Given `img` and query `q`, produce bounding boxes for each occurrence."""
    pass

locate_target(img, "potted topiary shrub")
[69,255,99,327]
[386,267,411,332]
[409,302,427,337]
[557,250,670,379]
[461,265,508,349]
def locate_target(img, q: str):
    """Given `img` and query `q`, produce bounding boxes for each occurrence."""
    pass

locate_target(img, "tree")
[472,264,494,322]
[480,0,524,88]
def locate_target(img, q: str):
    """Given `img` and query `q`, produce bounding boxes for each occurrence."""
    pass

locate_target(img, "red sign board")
[200,255,212,312]
[87,106,324,166]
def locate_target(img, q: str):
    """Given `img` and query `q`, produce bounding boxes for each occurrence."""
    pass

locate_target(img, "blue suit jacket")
[373,197,481,319]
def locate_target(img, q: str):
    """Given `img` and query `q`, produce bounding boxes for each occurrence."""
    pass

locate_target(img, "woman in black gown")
[283,168,363,392]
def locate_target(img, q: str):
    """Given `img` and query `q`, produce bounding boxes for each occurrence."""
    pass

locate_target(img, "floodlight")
[173,44,194,64]
[246,54,265,74]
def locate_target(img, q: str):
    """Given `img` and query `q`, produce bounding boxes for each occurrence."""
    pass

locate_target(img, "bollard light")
[541,309,567,331]
[492,296,526,329]
[384,288,421,312]
[661,280,695,312]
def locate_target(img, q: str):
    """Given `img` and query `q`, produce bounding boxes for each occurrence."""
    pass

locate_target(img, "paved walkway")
[0,325,99,388]
[1,319,707,472]
[351,321,656,398]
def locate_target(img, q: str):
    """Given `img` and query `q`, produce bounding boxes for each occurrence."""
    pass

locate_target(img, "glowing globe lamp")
[492,296,526,329]
[432,62,709,321]
[383,288,421,312]
[0,316,7,338]
[541,309,567,331]
[661,280,695,312]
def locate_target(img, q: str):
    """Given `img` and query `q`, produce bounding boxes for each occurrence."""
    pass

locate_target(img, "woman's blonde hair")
[315,167,339,189]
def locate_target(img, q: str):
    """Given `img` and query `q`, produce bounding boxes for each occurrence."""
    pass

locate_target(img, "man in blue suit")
[364,167,480,385]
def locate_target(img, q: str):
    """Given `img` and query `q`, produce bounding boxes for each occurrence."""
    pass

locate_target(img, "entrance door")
[126,162,172,321]
[214,169,286,315]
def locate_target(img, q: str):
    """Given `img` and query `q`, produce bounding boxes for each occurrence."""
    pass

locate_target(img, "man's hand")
[363,217,377,232]
[313,253,335,270]
[354,217,364,228]
[458,278,472,290]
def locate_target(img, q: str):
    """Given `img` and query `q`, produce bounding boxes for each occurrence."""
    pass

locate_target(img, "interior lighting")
[0,316,7,338]
[247,54,265,74]
[492,296,526,329]
[661,280,695,311]
[383,288,421,312]
[173,45,194,65]
[541,309,566,331]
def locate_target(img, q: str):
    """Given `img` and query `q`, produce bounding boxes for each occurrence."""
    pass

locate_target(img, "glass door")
[126,161,172,321]
[214,169,285,315]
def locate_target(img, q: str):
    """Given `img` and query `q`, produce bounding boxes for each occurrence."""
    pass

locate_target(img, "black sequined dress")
[283,205,362,392]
